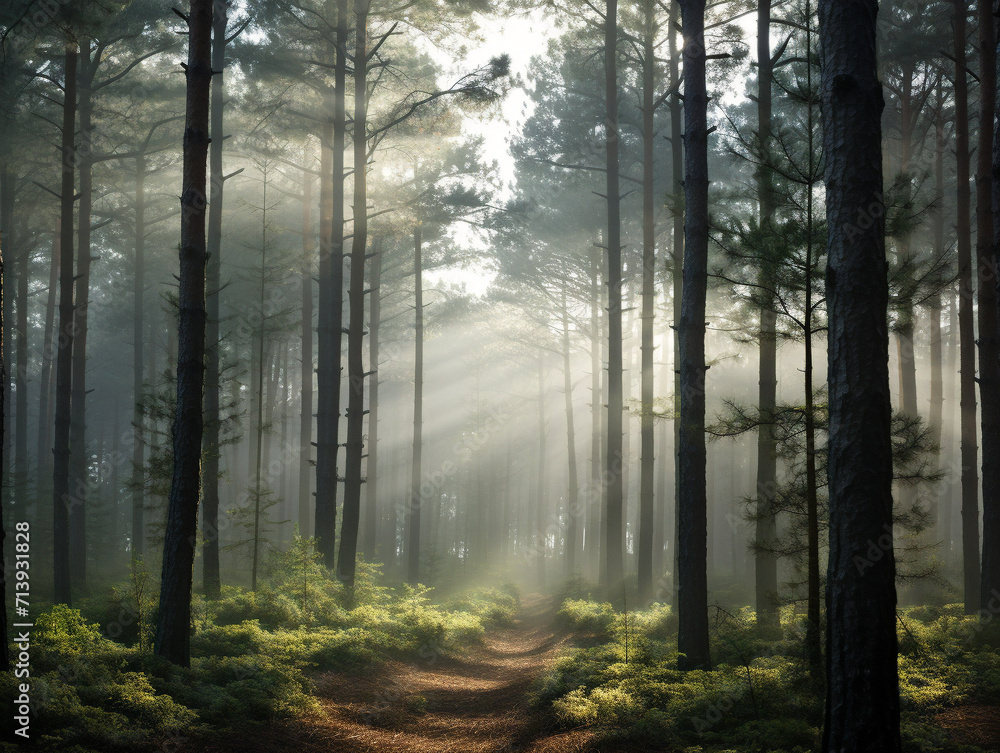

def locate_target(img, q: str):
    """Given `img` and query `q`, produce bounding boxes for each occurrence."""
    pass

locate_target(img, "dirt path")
[193,595,601,753]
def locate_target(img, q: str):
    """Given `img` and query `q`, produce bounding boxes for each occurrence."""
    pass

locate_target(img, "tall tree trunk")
[928,84,945,543]
[561,284,580,577]
[37,224,58,490]
[299,166,314,538]
[952,0,981,616]
[202,0,229,601]
[589,244,601,580]
[668,0,684,610]
[52,44,78,607]
[406,225,423,584]
[362,241,381,559]
[154,0,212,667]
[979,0,1000,611]
[803,1,822,676]
[338,0,369,587]
[676,0,711,672]
[315,0,347,569]
[637,0,657,604]
[819,1,900,750]
[536,350,547,588]
[754,0,780,634]
[894,61,919,421]
[13,215,27,519]
[603,0,625,599]
[132,156,146,558]
[69,50,95,585]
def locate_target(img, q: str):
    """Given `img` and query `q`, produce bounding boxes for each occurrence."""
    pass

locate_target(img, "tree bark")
[676,0,711,672]
[315,0,348,569]
[154,0,212,667]
[637,0,656,605]
[977,0,1000,612]
[406,225,423,584]
[668,0,684,611]
[952,0,981,616]
[132,154,146,559]
[561,284,580,578]
[819,1,900,750]
[603,0,625,598]
[299,166,314,538]
[69,45,95,585]
[362,241,381,559]
[337,0,369,587]
[201,0,229,601]
[0,157,8,670]
[753,0,780,634]
[52,44,78,607]
[38,224,58,491]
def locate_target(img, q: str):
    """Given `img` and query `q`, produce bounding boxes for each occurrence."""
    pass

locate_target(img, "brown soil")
[936,705,1000,751]
[185,594,619,753]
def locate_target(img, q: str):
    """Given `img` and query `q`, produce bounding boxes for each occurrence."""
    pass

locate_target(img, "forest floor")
[183,594,1000,753]
[188,594,626,753]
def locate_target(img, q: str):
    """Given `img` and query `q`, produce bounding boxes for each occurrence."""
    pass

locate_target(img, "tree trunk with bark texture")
[637,0,657,605]
[338,0,369,587]
[132,154,147,559]
[754,0,780,634]
[562,284,580,578]
[952,0,981,615]
[38,225,58,491]
[299,168,314,538]
[315,0,347,569]
[977,0,1000,612]
[407,225,423,585]
[202,1,229,600]
[362,242,381,559]
[603,0,625,598]
[69,48,95,585]
[154,0,212,667]
[53,44,78,607]
[677,0,711,672]
[819,1,900,750]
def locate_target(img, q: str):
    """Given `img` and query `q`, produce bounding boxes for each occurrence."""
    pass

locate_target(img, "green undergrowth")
[536,594,1000,753]
[1,550,520,753]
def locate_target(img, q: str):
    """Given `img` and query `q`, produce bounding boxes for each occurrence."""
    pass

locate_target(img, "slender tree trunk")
[928,85,945,541]
[589,244,601,580]
[363,242,381,559]
[52,44,78,606]
[536,350,547,588]
[154,0,212,666]
[979,0,1000,610]
[315,0,347,569]
[69,51,95,585]
[952,0,981,616]
[132,158,146,559]
[299,167,314,538]
[561,285,580,577]
[406,225,423,584]
[201,0,229,600]
[38,224,58,490]
[637,0,657,604]
[338,0,369,587]
[668,0,684,610]
[676,0,711,672]
[754,0,780,633]
[13,215,27,518]
[603,0,625,599]
[819,1,900,750]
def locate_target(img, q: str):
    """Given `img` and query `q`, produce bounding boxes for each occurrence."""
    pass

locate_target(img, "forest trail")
[193,594,612,753]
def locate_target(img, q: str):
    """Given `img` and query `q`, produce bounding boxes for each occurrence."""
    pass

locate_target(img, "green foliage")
[537,598,1000,753]
[3,569,518,752]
